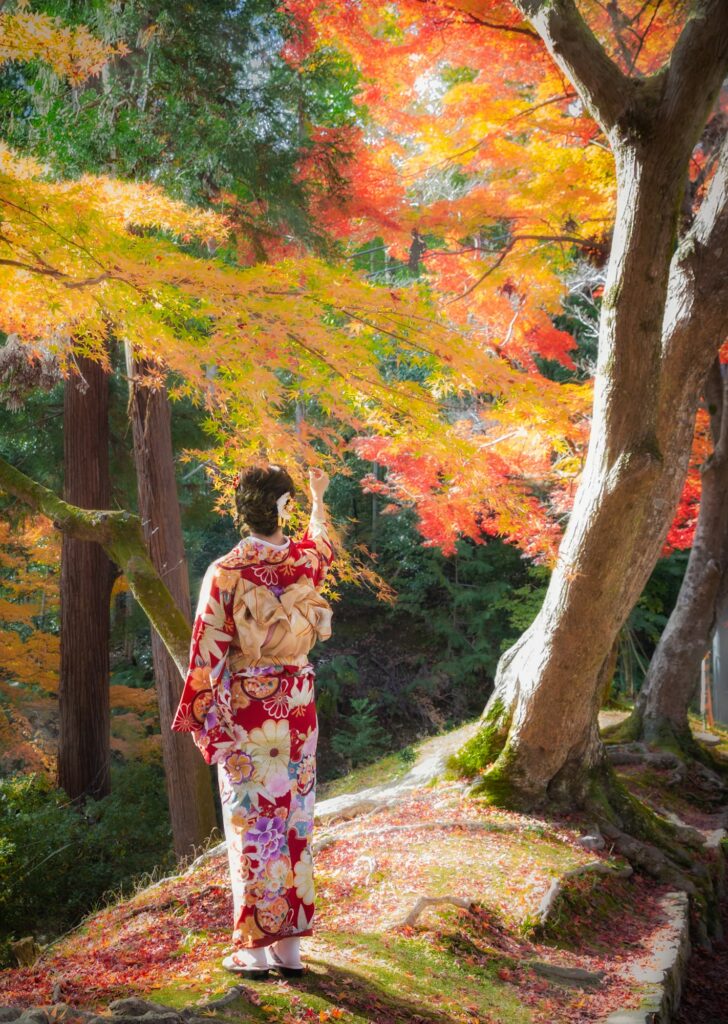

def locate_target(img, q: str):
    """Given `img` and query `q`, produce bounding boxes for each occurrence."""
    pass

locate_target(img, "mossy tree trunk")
[0,455,195,756]
[453,1,728,809]
[618,358,728,754]
[58,355,114,803]
[126,348,217,858]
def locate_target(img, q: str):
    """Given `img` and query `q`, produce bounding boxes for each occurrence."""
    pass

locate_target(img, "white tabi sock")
[272,936,302,968]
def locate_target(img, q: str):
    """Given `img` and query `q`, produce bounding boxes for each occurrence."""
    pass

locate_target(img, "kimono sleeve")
[170,560,236,735]
[298,508,335,590]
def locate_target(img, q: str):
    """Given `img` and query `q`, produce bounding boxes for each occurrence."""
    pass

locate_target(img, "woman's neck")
[249,528,287,546]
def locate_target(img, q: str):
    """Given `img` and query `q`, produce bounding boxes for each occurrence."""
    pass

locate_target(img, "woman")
[171,464,334,979]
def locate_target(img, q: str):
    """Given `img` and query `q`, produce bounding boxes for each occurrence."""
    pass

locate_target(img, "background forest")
[0,0,716,975]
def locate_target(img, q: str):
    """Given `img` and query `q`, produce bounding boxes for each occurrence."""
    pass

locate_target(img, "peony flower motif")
[248,719,291,784]
[245,815,287,861]
[294,848,315,905]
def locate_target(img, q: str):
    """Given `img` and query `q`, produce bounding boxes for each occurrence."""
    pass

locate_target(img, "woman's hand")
[309,467,329,500]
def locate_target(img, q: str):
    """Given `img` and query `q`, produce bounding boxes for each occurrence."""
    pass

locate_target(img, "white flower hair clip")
[276,490,294,521]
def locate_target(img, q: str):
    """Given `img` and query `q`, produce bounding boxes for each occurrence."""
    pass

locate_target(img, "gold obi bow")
[233,577,333,661]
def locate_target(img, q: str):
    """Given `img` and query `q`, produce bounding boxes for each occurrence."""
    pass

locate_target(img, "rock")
[0,1009,23,1022]
[108,1002,178,1020]
[40,1005,95,1022]
[134,1015,182,1024]
[17,1011,49,1024]
[576,833,605,852]
[527,961,604,987]
[694,730,721,746]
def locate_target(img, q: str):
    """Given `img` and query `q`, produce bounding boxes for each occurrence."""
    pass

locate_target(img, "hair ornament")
[276,490,293,521]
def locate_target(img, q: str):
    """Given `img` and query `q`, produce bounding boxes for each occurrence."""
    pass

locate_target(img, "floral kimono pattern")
[171,517,334,948]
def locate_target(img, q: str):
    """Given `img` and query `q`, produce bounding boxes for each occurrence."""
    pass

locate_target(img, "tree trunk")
[0,453,192,667]
[453,2,728,814]
[619,361,728,752]
[58,355,113,802]
[126,350,217,859]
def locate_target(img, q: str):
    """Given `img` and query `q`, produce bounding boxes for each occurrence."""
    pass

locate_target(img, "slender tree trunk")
[126,349,217,859]
[58,355,113,802]
[619,360,728,751]
[454,2,728,813]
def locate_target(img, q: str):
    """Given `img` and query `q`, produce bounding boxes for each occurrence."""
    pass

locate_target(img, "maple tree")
[280,0,728,823]
[0,3,581,845]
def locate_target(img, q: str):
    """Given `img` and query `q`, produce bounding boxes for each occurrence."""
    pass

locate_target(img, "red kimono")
[171,517,334,948]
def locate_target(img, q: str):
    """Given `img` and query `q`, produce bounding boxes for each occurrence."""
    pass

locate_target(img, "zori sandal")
[222,950,271,979]
[268,945,305,978]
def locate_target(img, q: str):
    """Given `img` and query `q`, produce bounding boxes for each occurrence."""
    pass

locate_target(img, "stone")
[17,1012,49,1024]
[693,730,721,746]
[42,1005,96,1023]
[576,833,606,852]
[108,1003,178,1020]
[605,890,690,1024]
[527,961,604,987]
[0,1009,23,1022]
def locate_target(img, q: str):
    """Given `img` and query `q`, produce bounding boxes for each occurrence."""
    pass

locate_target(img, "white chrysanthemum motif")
[248,719,291,784]
[294,848,315,904]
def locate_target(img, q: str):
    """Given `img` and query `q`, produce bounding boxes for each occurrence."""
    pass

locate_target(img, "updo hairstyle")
[234,464,296,537]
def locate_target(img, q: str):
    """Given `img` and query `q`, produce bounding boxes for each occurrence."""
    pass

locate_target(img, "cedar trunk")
[58,355,113,802]
[454,1,728,809]
[623,362,728,750]
[126,351,218,859]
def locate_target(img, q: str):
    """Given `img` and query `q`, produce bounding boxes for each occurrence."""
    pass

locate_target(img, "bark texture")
[126,351,217,859]
[623,360,728,750]
[58,355,113,802]
[454,1,728,808]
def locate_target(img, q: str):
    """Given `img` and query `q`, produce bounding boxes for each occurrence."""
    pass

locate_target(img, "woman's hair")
[234,464,296,537]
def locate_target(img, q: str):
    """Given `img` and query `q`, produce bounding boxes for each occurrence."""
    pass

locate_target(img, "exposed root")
[536,860,633,927]
[354,855,377,885]
[394,894,475,929]
[604,709,728,781]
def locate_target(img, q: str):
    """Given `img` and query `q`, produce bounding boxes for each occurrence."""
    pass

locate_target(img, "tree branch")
[659,0,728,131]
[511,0,633,134]
[0,455,191,676]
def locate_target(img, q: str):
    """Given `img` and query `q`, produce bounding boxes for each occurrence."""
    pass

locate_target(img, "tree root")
[313,817,558,856]
[536,860,633,927]
[393,894,475,929]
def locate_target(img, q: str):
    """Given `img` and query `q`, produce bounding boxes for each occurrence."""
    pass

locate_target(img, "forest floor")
[1,715,726,1024]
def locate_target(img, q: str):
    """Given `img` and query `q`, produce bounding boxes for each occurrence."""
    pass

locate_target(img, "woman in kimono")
[171,464,334,979]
